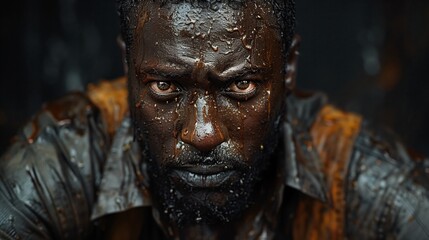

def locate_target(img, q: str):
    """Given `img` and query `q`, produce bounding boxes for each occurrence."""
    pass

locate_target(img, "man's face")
[128,1,288,225]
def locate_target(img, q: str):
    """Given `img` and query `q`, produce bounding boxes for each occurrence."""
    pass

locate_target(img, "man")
[0,0,428,239]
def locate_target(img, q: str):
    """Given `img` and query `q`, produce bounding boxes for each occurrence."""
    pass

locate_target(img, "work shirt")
[0,78,428,239]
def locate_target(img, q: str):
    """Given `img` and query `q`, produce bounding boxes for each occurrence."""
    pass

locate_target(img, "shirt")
[0,77,428,239]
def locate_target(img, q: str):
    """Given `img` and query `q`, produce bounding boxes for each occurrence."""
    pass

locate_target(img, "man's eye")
[227,80,257,94]
[149,81,178,94]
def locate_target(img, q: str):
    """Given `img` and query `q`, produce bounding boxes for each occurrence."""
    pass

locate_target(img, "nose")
[180,95,227,152]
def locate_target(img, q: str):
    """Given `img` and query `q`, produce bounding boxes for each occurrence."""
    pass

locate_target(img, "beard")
[141,140,278,228]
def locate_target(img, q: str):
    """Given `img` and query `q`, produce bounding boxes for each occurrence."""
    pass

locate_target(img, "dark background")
[1,0,428,155]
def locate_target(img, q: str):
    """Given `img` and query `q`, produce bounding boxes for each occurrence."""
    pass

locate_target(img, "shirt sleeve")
[0,93,109,239]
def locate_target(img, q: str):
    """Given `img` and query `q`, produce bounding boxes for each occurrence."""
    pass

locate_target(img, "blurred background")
[0,0,428,155]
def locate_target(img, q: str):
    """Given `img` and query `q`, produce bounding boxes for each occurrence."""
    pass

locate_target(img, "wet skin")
[126,0,298,237]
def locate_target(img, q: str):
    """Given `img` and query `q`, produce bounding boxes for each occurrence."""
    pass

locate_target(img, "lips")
[172,164,236,188]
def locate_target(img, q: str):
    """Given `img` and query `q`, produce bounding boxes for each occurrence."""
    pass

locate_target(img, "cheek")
[133,91,180,163]
[217,89,278,161]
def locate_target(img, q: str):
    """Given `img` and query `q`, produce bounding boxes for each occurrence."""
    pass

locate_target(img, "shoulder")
[345,123,429,239]
[306,103,429,239]
[288,94,429,239]
[0,77,127,239]
[6,76,128,163]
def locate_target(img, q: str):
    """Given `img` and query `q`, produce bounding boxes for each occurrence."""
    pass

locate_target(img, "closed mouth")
[172,165,236,188]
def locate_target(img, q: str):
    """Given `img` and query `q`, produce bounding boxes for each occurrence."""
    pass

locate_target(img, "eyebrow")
[139,55,197,79]
[140,62,269,82]
[214,64,269,82]
[140,66,191,79]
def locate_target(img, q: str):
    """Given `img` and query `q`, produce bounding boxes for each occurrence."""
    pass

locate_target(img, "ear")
[284,34,301,91]
[117,36,128,75]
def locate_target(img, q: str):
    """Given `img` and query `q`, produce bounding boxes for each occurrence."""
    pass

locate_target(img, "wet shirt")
[0,79,428,239]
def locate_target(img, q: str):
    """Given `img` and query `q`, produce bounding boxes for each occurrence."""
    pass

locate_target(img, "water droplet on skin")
[260,145,264,150]
[237,126,241,130]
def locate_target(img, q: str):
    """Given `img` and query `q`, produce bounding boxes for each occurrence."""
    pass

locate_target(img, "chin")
[147,160,272,227]
[141,126,281,227]
[168,189,253,226]
[148,171,252,226]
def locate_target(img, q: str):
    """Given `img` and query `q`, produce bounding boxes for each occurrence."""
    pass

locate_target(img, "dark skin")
[124,1,300,239]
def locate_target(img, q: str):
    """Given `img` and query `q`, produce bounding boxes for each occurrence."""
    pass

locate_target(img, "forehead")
[132,1,283,71]
[138,1,278,28]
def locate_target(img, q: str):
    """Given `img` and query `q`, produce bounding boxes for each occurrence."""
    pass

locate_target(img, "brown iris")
[228,80,257,94]
[149,81,177,94]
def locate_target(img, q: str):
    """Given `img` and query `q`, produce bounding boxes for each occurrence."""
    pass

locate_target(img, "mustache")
[164,142,248,171]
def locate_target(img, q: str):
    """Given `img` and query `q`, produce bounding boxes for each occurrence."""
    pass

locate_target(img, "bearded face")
[127,0,288,227]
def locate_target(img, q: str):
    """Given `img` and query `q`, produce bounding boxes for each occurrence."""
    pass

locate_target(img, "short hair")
[116,0,295,59]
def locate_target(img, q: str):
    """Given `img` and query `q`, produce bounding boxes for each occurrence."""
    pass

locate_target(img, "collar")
[91,91,330,220]
[282,91,329,203]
